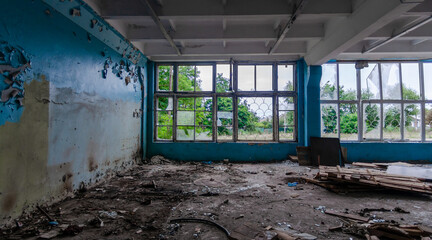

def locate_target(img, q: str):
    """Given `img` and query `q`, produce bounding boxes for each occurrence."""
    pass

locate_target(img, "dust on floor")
[1,161,432,239]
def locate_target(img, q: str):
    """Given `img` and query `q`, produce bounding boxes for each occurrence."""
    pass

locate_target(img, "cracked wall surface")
[0,0,146,225]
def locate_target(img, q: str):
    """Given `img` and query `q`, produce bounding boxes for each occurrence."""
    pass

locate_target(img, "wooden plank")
[324,209,369,222]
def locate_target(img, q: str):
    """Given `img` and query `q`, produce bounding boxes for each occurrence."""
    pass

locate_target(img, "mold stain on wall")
[0,79,50,220]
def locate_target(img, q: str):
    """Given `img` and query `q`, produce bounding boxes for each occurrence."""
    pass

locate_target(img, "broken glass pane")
[424,63,432,100]
[361,63,380,100]
[321,104,338,138]
[217,126,233,141]
[157,126,173,140]
[217,112,233,126]
[178,65,195,92]
[238,65,254,91]
[177,111,194,125]
[178,98,194,110]
[381,63,401,100]
[238,97,273,140]
[278,97,294,111]
[157,97,173,110]
[196,97,212,111]
[339,103,358,141]
[158,65,173,91]
[278,64,294,91]
[216,64,231,93]
[196,111,212,126]
[195,126,212,140]
[217,97,233,111]
[383,103,401,140]
[196,65,213,91]
[177,126,194,140]
[279,111,294,141]
[363,103,381,140]
[256,65,272,91]
[320,64,337,100]
[157,111,173,125]
[404,103,421,141]
[426,104,432,140]
[338,64,357,100]
[401,63,420,100]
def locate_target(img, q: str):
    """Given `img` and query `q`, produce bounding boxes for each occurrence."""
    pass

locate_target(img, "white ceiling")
[84,0,432,64]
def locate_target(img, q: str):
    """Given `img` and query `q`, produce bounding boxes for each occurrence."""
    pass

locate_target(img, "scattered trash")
[315,206,326,213]
[99,211,118,219]
[39,230,60,239]
[287,182,298,187]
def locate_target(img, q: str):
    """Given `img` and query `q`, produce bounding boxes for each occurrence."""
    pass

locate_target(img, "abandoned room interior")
[2,0,432,239]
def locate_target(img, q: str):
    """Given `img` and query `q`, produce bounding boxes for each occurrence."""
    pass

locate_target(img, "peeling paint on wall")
[0,42,31,126]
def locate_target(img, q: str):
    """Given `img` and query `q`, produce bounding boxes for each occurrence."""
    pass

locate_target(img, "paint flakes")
[70,8,81,17]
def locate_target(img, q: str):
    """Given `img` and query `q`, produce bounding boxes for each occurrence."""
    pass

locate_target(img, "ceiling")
[83,0,432,64]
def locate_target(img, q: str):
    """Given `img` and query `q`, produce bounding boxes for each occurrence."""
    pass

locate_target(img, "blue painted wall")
[0,0,147,224]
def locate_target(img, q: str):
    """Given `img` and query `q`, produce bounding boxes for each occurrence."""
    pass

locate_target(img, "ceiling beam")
[91,0,352,18]
[127,23,323,42]
[268,0,307,54]
[138,41,306,56]
[363,15,432,53]
[139,0,181,55]
[304,0,422,65]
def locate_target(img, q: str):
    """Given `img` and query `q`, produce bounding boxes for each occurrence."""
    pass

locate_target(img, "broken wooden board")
[324,209,369,222]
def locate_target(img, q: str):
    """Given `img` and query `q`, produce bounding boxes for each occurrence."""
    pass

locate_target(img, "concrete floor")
[1,160,432,239]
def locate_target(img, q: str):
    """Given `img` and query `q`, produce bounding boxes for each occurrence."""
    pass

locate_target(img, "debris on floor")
[309,165,432,195]
[1,160,431,239]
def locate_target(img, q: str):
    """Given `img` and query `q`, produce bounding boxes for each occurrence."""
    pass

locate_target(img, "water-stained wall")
[0,0,146,225]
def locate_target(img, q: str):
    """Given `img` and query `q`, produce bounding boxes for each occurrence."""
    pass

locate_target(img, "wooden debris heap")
[308,165,432,195]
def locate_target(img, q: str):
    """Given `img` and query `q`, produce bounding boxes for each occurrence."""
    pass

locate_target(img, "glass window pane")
[196,65,213,91]
[426,104,432,140]
[157,97,173,110]
[157,65,173,91]
[339,103,358,140]
[196,126,212,140]
[216,64,231,93]
[256,65,272,91]
[178,65,195,92]
[363,103,381,139]
[279,111,294,141]
[178,98,194,110]
[238,97,273,140]
[321,104,338,138]
[217,97,233,111]
[320,64,337,100]
[361,63,380,100]
[177,111,194,125]
[157,111,173,125]
[278,65,294,91]
[338,64,357,100]
[424,63,432,100]
[401,63,420,100]
[157,126,172,140]
[404,103,421,141]
[383,103,401,140]
[381,63,401,100]
[278,97,294,110]
[177,126,194,140]
[217,112,233,126]
[238,65,254,91]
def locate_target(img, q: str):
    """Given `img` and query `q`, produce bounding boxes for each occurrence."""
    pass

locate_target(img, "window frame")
[154,61,297,143]
[321,61,431,142]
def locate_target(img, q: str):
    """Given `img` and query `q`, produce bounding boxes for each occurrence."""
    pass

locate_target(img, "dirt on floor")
[1,159,432,240]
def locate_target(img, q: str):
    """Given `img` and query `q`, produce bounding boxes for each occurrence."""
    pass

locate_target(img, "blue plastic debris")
[202,161,212,165]
[48,221,58,226]
[287,182,298,187]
